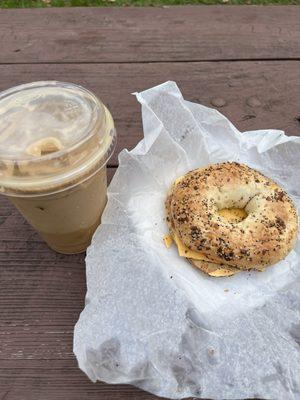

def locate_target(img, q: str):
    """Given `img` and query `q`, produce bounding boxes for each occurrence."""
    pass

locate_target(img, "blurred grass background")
[1,0,299,7]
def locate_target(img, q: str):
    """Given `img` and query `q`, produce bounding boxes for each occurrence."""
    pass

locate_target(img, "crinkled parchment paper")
[74,81,300,400]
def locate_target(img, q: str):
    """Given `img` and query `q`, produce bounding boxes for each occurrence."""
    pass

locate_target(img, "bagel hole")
[218,208,248,223]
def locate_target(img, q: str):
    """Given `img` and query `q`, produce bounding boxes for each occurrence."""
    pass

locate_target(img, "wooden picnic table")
[0,5,299,400]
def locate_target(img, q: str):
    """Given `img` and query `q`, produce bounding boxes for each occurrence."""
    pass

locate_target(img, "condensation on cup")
[0,81,116,254]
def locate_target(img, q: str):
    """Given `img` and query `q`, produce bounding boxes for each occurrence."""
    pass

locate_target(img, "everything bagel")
[166,162,298,274]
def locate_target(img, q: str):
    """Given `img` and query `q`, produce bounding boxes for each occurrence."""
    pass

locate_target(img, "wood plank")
[0,388,162,400]
[0,61,298,165]
[0,167,164,400]
[0,6,299,63]
[0,385,162,400]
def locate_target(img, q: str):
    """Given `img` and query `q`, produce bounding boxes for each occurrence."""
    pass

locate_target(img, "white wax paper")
[74,81,300,400]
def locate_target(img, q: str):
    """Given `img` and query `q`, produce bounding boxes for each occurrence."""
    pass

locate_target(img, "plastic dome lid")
[0,81,116,196]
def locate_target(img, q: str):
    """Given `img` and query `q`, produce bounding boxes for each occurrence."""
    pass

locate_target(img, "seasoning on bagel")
[165,162,298,277]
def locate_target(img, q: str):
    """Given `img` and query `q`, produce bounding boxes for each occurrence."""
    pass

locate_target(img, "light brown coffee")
[11,167,107,253]
[0,81,116,254]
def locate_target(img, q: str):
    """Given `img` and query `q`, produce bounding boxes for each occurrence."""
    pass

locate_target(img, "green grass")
[1,0,299,7]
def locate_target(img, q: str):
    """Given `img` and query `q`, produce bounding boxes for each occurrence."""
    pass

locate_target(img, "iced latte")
[0,81,116,254]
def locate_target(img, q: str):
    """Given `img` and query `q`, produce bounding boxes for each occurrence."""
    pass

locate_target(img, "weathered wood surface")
[0,6,299,63]
[0,61,298,165]
[0,168,165,400]
[0,5,299,400]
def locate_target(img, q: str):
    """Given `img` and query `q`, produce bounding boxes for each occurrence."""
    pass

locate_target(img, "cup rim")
[0,81,104,163]
[0,81,117,197]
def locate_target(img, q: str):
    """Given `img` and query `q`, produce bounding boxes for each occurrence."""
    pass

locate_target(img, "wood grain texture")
[0,6,299,63]
[0,61,298,165]
[0,167,164,400]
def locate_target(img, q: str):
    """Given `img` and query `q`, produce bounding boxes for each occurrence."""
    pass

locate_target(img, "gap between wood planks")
[0,58,299,65]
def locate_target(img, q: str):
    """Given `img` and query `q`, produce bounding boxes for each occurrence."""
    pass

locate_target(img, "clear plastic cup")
[0,81,116,254]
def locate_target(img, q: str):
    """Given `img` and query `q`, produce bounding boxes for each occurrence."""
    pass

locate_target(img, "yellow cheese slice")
[190,259,240,277]
[163,235,173,249]
[164,231,209,261]
[218,208,247,223]
[172,233,210,261]
[209,269,238,277]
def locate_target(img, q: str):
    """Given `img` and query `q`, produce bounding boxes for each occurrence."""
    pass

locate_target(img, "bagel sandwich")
[165,162,298,277]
